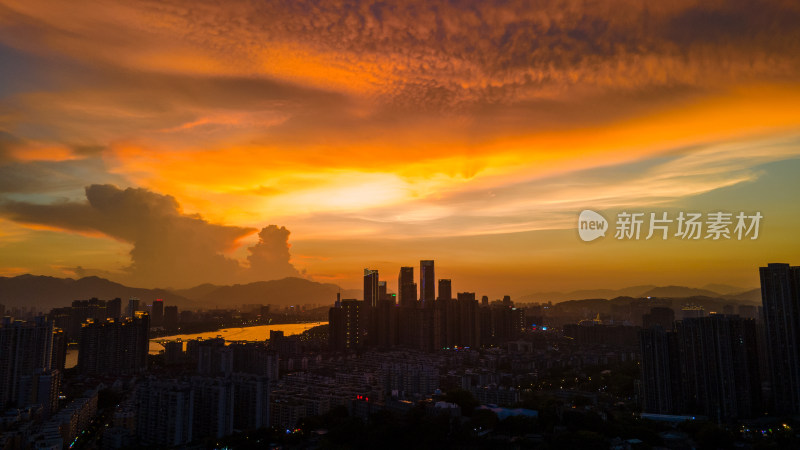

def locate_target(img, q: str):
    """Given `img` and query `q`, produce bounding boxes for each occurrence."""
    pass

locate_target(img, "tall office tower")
[0,316,54,409]
[127,298,140,318]
[363,269,380,308]
[78,312,150,375]
[420,260,435,308]
[136,379,194,447]
[106,298,122,320]
[437,279,452,301]
[378,281,389,302]
[398,267,417,307]
[164,305,179,334]
[639,326,682,414]
[151,299,164,328]
[328,299,364,351]
[760,263,800,414]
[676,315,762,421]
[191,376,234,440]
[642,307,676,330]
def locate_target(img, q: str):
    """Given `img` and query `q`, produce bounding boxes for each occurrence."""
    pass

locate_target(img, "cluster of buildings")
[133,372,272,447]
[6,260,800,447]
[329,260,526,352]
[0,307,155,447]
[0,317,63,421]
[639,263,800,422]
[49,297,178,341]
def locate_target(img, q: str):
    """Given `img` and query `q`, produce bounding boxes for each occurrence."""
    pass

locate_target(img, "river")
[64,321,326,368]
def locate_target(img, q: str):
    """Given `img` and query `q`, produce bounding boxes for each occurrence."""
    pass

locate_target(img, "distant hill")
[1,273,761,313]
[0,274,363,311]
[0,274,191,311]
[172,283,222,300]
[725,288,762,303]
[550,294,757,316]
[702,283,747,295]
[520,284,760,303]
[517,285,656,303]
[641,285,720,298]
[189,277,361,307]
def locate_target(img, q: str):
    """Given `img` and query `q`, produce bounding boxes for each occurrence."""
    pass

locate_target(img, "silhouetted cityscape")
[1,262,800,448]
[2,0,799,447]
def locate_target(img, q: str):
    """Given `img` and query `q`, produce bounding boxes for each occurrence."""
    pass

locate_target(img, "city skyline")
[1,1,799,297]
[3,260,800,447]
[4,2,800,447]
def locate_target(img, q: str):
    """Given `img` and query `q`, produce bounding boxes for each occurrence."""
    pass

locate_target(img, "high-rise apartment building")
[420,260,435,308]
[639,315,762,420]
[760,262,800,414]
[328,299,364,351]
[78,312,150,375]
[136,379,193,446]
[0,316,56,410]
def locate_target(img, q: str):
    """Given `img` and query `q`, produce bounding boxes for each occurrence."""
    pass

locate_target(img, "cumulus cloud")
[0,184,301,287]
[247,225,301,280]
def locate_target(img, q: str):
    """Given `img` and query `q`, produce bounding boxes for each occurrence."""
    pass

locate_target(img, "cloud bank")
[0,184,300,287]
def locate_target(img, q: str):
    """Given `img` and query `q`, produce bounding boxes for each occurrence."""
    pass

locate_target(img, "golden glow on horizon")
[94,84,800,230]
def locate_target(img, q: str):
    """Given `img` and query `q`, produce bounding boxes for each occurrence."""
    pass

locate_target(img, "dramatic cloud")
[248,225,302,280]
[0,1,799,293]
[0,184,300,287]
[2,0,799,103]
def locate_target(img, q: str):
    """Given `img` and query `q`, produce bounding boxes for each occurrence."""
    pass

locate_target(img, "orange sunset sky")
[1,0,799,298]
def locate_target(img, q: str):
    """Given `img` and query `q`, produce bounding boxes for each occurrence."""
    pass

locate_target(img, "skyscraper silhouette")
[639,315,761,420]
[437,279,452,301]
[760,263,800,414]
[675,315,761,421]
[152,299,164,328]
[398,267,417,307]
[363,269,379,308]
[420,260,435,308]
